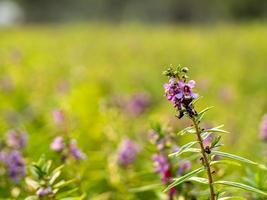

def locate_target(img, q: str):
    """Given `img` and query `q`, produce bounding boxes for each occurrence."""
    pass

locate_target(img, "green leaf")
[177,126,196,135]
[175,147,201,155]
[55,188,79,199]
[25,196,38,200]
[214,180,267,196]
[196,106,214,121]
[42,160,52,174]
[210,160,241,167]
[191,96,203,105]
[212,151,257,165]
[187,177,209,184]
[25,177,40,189]
[129,183,162,193]
[163,167,205,192]
[169,141,199,157]
[205,125,229,134]
[54,179,76,189]
[49,170,61,185]
[218,197,246,200]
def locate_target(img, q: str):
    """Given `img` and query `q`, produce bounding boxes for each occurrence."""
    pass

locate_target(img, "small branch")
[192,118,216,200]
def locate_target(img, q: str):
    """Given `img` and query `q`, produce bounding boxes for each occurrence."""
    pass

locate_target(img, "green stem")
[192,118,216,200]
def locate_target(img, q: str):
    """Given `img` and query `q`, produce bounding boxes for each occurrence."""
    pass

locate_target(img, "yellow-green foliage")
[0,23,266,199]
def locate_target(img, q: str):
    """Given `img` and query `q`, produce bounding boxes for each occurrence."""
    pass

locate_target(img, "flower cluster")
[117,138,140,167]
[163,67,198,118]
[50,109,86,162]
[110,92,151,117]
[149,129,191,199]
[0,130,27,182]
[260,114,267,141]
[50,136,86,161]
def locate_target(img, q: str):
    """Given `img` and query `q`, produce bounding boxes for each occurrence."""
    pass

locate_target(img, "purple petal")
[191,92,199,99]
[175,92,183,99]
[188,80,196,88]
[178,80,185,88]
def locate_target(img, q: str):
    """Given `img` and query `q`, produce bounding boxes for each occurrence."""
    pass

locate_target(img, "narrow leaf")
[187,177,209,184]
[218,197,246,200]
[129,183,162,193]
[212,151,257,165]
[205,125,229,134]
[214,180,267,196]
[164,167,204,192]
[196,106,214,121]
[169,141,199,157]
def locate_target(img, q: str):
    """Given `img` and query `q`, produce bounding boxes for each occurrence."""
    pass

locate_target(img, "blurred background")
[1,0,267,24]
[0,0,267,199]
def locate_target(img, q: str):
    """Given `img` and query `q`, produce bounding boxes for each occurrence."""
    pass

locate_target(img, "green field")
[0,23,266,199]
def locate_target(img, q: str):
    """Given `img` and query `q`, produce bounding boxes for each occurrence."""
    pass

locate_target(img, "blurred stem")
[192,117,215,200]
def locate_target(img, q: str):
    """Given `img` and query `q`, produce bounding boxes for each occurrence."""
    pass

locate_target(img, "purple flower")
[117,139,140,166]
[52,109,65,125]
[125,92,151,116]
[152,154,174,185]
[50,136,65,152]
[164,78,198,117]
[3,150,25,182]
[260,114,267,141]
[178,160,191,174]
[36,187,52,197]
[6,130,27,149]
[69,139,86,160]
[152,154,170,174]
[203,134,213,147]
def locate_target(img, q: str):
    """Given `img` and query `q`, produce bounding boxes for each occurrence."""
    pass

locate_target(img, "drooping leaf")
[164,167,205,192]
[213,180,267,196]
[169,141,199,157]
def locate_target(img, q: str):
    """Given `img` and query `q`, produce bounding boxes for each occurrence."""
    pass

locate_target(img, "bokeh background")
[0,0,267,199]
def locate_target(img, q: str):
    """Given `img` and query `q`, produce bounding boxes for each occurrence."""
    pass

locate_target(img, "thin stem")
[192,117,216,200]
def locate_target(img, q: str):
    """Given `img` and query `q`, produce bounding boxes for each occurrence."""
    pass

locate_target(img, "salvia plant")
[161,66,267,200]
[25,156,84,200]
[149,125,195,199]
[50,109,86,162]
[0,129,27,183]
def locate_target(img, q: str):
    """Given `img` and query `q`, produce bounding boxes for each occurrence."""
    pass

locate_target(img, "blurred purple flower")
[178,160,191,174]
[3,150,25,182]
[36,187,52,197]
[6,130,27,149]
[50,136,65,152]
[152,154,170,174]
[117,139,140,166]
[203,134,213,147]
[69,139,86,160]
[260,114,267,141]
[52,109,65,125]
[218,86,234,103]
[125,92,151,116]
